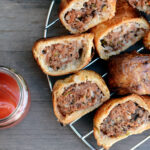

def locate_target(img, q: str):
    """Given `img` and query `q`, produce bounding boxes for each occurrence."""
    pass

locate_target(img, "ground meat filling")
[57,81,104,116]
[65,0,108,31]
[100,101,150,137]
[128,0,150,14]
[100,23,146,53]
[42,41,84,71]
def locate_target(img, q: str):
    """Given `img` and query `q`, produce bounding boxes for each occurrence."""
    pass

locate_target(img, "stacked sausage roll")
[32,34,94,76]
[59,0,117,33]
[91,0,149,59]
[52,70,110,125]
[108,51,150,95]
[94,94,150,149]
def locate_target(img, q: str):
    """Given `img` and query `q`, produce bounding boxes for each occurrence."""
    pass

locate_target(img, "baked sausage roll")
[94,94,150,149]
[32,33,94,76]
[91,0,150,60]
[144,30,150,50]
[52,70,110,125]
[127,0,150,15]
[108,51,150,95]
[59,0,117,34]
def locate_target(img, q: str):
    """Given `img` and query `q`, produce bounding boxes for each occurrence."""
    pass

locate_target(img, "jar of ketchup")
[0,66,30,129]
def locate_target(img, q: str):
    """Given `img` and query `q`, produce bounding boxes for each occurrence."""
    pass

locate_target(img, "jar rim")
[0,66,23,122]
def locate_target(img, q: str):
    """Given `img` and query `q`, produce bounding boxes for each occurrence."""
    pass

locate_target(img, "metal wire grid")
[44,0,150,150]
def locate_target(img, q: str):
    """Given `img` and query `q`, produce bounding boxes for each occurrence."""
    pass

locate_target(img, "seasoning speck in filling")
[100,101,150,137]
[57,81,104,116]
[65,0,109,31]
[101,22,146,53]
[42,50,47,54]
[43,41,84,71]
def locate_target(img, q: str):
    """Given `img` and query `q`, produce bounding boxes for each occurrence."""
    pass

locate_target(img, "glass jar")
[0,66,30,129]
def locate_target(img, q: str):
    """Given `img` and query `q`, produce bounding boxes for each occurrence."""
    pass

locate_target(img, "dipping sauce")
[0,72,20,119]
[0,67,30,129]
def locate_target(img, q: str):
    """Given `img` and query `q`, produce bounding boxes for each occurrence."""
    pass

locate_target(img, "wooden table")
[0,1,87,149]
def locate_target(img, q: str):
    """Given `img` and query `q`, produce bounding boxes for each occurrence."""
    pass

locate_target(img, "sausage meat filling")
[42,41,84,71]
[100,101,150,137]
[57,81,104,116]
[101,22,146,53]
[65,0,109,32]
[127,0,150,14]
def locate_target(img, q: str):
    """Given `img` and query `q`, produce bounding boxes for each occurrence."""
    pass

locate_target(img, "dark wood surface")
[0,1,87,150]
[0,1,150,150]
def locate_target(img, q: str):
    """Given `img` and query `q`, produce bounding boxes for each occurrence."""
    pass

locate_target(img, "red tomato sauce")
[0,72,20,119]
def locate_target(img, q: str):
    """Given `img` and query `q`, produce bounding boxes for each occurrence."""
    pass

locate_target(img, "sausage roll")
[59,0,117,34]
[108,51,150,95]
[32,33,94,76]
[144,30,150,50]
[127,0,150,15]
[91,0,150,60]
[94,94,150,149]
[52,70,110,125]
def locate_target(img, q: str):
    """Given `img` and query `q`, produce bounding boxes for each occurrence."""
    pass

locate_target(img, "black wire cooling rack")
[44,1,150,149]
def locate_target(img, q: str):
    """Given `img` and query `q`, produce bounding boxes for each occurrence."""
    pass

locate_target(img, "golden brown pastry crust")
[94,94,150,149]
[108,51,150,95]
[32,33,94,76]
[91,0,150,60]
[59,0,117,34]
[144,30,150,50]
[53,70,110,125]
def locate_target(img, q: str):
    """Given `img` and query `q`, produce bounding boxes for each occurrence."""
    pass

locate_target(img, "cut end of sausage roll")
[108,51,150,95]
[127,0,150,15]
[52,70,110,125]
[59,0,117,34]
[144,30,150,50]
[94,94,150,149]
[32,33,94,76]
[91,0,150,60]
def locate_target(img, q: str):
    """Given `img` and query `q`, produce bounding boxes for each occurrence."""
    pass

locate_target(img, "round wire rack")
[44,1,150,149]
